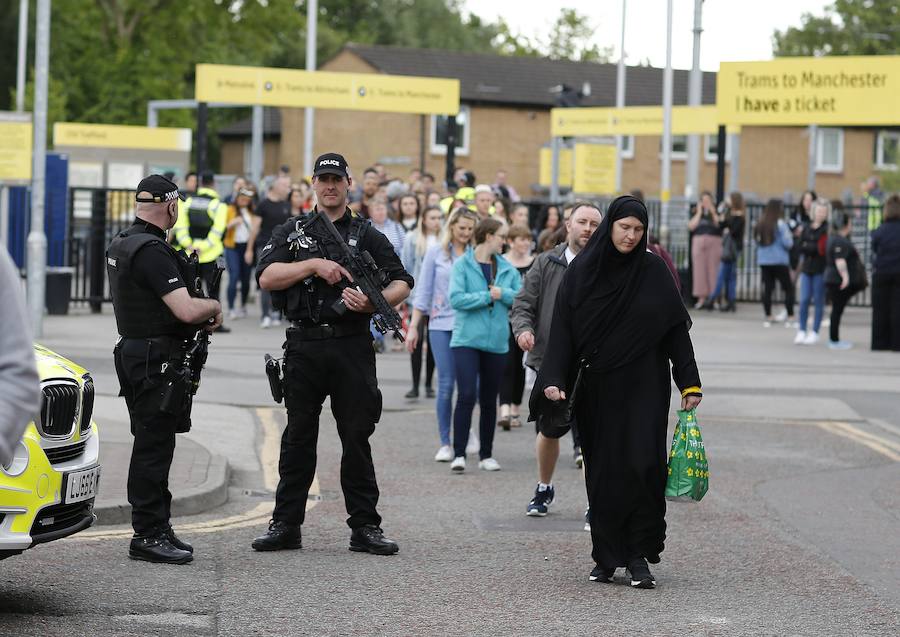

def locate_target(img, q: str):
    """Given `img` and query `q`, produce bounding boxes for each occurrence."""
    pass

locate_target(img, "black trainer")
[349,525,399,555]
[404,388,419,399]
[626,557,656,589]
[251,520,302,551]
[425,387,435,398]
[526,484,555,517]
[164,525,193,553]
[129,532,193,564]
[589,565,615,583]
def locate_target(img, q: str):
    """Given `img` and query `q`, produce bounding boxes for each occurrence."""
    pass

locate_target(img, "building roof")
[217,44,717,138]
[346,43,717,108]
[218,107,282,138]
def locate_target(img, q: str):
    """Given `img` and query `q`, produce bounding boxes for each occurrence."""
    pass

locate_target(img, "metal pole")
[445,116,457,189]
[196,102,208,175]
[685,0,703,199]
[715,125,726,204]
[16,0,29,112]
[615,0,627,193]
[27,0,50,337]
[0,186,9,248]
[303,0,317,178]
[250,104,263,186]
[728,132,740,191]
[660,0,674,243]
[806,125,818,191]
[550,137,561,202]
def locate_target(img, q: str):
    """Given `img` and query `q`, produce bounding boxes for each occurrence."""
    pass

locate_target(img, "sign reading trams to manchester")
[552,105,723,137]
[195,64,460,115]
[717,56,900,126]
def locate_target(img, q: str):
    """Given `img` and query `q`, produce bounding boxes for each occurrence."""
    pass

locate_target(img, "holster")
[264,354,283,404]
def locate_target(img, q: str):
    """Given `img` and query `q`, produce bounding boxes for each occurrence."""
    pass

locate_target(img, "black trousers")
[273,331,383,529]
[826,284,856,343]
[409,315,435,390]
[760,265,795,317]
[114,337,189,535]
[499,329,526,406]
[872,272,900,351]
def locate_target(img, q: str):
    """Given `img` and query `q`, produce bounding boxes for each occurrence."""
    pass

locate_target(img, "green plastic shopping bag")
[665,408,709,502]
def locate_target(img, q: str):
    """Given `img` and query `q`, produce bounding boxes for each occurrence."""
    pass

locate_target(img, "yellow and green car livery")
[0,345,101,559]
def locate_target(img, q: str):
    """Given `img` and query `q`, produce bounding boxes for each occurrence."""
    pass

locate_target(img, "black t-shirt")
[798,223,828,274]
[693,210,722,237]
[824,234,859,285]
[257,209,414,325]
[255,198,291,249]
[129,222,188,297]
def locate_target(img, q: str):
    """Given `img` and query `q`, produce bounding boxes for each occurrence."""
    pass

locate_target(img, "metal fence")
[524,198,876,307]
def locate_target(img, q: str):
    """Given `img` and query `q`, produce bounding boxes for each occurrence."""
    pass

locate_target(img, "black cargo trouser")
[114,336,191,535]
[273,330,384,529]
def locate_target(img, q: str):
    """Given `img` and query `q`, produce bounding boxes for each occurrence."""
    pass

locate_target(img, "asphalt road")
[2,305,898,636]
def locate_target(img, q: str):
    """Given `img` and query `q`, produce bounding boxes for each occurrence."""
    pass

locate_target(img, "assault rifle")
[161,254,225,427]
[301,211,405,341]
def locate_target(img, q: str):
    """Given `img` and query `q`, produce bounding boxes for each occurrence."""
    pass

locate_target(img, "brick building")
[217,44,898,202]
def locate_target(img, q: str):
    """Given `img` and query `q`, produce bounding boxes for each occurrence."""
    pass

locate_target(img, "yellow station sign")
[0,118,33,181]
[573,144,617,195]
[195,64,460,115]
[54,123,192,152]
[539,147,573,187]
[552,105,729,137]
[716,56,900,126]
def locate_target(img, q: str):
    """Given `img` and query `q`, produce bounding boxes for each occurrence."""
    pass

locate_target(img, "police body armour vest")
[187,195,216,239]
[106,227,197,338]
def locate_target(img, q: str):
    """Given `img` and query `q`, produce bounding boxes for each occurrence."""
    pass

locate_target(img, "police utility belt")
[287,321,369,341]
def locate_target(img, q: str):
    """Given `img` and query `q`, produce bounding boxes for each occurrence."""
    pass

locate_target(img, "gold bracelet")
[680,386,702,398]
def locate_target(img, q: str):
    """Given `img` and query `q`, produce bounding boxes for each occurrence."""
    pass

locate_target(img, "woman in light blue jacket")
[448,218,522,473]
[754,198,796,327]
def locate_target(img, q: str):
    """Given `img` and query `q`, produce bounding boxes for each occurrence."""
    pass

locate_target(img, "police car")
[0,345,101,559]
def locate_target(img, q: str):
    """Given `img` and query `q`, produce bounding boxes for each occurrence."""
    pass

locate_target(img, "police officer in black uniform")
[108,175,223,564]
[251,153,413,555]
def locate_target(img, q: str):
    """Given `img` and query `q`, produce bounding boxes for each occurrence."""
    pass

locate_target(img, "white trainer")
[774,309,788,322]
[465,431,480,456]
[260,316,272,329]
[803,331,819,345]
[793,330,807,345]
[434,445,454,462]
[450,457,466,473]
[478,458,501,471]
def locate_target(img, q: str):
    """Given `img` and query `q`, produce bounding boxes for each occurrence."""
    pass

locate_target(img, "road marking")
[815,421,900,463]
[75,407,320,540]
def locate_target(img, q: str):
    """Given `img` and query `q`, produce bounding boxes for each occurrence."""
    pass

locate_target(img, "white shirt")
[233,208,252,244]
[564,246,578,265]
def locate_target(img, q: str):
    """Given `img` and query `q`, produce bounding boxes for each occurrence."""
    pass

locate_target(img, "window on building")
[875,130,899,169]
[704,134,731,162]
[620,135,634,159]
[659,135,688,160]
[815,128,844,173]
[430,106,470,156]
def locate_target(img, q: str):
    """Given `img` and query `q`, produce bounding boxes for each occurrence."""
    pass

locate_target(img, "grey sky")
[462,0,832,71]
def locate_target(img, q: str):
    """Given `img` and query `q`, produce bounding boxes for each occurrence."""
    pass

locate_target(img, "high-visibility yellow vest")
[866,194,883,231]
[174,187,227,263]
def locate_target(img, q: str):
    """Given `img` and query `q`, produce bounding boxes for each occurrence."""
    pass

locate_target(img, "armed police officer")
[108,175,223,565]
[251,153,413,555]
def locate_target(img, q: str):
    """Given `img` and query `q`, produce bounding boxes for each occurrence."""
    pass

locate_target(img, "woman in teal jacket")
[448,218,522,472]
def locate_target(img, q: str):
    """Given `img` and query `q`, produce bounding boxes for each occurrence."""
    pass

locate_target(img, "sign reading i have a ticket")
[195,64,460,115]
[717,56,900,126]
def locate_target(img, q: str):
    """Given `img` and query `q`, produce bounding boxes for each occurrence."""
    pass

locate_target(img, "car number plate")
[64,465,101,504]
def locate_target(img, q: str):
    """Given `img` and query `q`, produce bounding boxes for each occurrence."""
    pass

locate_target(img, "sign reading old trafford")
[716,56,900,126]
[195,64,460,115]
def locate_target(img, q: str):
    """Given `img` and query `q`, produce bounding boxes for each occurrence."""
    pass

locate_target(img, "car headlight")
[1,440,29,477]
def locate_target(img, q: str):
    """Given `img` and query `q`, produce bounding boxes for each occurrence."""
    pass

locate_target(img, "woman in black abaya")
[531,195,702,589]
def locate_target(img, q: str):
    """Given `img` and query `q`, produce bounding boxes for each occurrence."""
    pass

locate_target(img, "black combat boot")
[129,531,193,564]
[349,525,399,555]
[251,520,302,551]
[164,525,193,553]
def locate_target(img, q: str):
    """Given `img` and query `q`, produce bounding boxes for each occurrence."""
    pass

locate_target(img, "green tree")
[773,0,900,56]
[544,8,612,62]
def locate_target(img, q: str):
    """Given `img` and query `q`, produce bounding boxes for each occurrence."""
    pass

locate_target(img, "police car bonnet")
[313,153,349,178]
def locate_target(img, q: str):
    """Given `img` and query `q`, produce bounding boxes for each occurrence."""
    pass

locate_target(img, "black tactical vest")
[186,195,215,239]
[106,226,197,338]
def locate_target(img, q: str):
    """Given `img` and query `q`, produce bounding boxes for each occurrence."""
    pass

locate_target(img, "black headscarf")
[530,195,691,421]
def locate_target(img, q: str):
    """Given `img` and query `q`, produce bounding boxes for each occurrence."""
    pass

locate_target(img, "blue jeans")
[452,346,506,460]
[798,272,825,333]
[428,330,455,446]
[225,245,252,310]
[710,260,737,303]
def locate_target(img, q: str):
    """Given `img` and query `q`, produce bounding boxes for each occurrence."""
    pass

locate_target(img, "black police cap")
[313,153,350,178]
[135,174,185,203]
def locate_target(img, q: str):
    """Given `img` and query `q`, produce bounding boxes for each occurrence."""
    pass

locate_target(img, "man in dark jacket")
[510,203,601,519]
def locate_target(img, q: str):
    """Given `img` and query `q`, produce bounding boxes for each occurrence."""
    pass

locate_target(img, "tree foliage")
[773,0,900,57]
